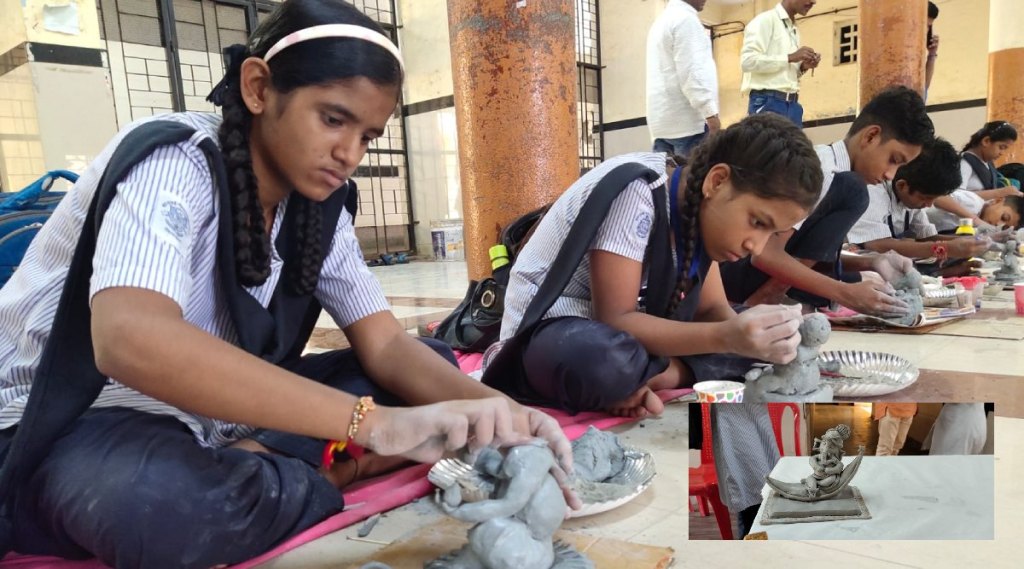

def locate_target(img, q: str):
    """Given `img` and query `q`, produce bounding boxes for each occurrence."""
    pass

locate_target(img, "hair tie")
[206,44,249,106]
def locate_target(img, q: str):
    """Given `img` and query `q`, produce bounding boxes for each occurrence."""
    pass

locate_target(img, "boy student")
[847,137,990,262]
[926,189,1024,234]
[719,86,934,317]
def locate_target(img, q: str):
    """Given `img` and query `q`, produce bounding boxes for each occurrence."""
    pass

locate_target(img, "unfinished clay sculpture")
[570,426,626,483]
[765,424,865,501]
[886,269,925,326]
[743,313,834,402]
[995,239,1021,282]
[427,440,593,569]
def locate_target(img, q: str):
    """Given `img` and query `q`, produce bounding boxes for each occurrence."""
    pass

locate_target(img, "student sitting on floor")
[0,2,573,567]
[483,114,822,417]
[926,189,1024,234]
[958,120,1020,193]
[718,86,934,318]
[847,137,990,264]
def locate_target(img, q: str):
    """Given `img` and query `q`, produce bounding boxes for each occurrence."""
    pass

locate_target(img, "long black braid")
[286,197,324,295]
[664,113,823,317]
[217,75,273,287]
[664,157,708,317]
[207,0,403,295]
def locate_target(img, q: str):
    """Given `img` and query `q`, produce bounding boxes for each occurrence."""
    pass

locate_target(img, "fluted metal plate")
[570,447,656,518]
[427,458,475,490]
[922,287,960,307]
[818,351,919,397]
[428,446,656,519]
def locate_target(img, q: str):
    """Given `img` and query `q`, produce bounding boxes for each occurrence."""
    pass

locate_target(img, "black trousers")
[719,172,870,307]
[502,317,757,414]
[0,339,456,569]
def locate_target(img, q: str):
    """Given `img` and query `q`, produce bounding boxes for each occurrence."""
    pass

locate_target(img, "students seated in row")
[718,86,933,318]
[958,121,1020,192]
[483,114,822,417]
[847,138,990,263]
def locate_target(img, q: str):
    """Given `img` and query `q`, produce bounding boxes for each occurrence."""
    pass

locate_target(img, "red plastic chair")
[688,403,734,540]
[767,403,802,456]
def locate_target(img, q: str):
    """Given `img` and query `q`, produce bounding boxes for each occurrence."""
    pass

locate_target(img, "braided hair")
[210,0,403,294]
[665,113,823,316]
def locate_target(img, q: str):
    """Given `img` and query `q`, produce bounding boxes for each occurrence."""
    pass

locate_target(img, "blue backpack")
[0,170,79,288]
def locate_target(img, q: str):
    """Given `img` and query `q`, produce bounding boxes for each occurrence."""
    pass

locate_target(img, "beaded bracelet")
[321,395,376,469]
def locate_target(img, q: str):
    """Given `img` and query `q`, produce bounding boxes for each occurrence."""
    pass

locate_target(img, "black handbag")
[433,278,505,353]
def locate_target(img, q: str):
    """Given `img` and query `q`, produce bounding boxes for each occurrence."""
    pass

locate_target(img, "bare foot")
[606,386,665,418]
[647,357,692,390]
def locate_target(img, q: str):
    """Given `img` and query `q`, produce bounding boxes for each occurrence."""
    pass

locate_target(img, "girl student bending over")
[958,120,1020,195]
[0,1,572,567]
[483,113,823,418]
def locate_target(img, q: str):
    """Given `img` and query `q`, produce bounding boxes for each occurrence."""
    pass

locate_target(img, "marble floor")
[267,261,1022,569]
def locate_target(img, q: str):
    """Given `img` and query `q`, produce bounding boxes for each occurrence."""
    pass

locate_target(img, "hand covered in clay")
[948,237,991,259]
[359,397,529,464]
[869,251,914,283]
[721,304,803,364]
[508,405,582,511]
[839,280,909,318]
[984,228,1013,244]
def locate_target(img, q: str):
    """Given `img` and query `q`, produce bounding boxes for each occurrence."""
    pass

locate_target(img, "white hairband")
[263,23,404,71]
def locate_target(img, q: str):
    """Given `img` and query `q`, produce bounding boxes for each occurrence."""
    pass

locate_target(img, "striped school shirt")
[847,181,938,244]
[500,152,669,340]
[0,112,390,448]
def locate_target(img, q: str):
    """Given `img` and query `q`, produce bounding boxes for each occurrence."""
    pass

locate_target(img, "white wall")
[598,0,663,124]
[31,62,117,174]
[407,108,463,256]
[397,0,454,104]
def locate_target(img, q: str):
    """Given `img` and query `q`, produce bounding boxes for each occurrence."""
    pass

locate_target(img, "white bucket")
[429,220,465,261]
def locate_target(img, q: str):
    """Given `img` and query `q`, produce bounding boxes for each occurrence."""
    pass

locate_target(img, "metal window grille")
[575,0,603,174]
[345,0,411,258]
[834,21,859,65]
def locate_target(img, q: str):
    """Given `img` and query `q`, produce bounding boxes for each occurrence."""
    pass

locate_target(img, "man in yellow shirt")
[740,1,820,126]
[874,403,918,456]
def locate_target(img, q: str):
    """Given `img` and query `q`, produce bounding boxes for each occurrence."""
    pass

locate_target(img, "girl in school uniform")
[484,113,824,417]
[958,121,1020,195]
[0,1,572,567]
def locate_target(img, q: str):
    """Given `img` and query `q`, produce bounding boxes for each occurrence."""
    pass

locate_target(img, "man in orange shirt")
[874,403,918,456]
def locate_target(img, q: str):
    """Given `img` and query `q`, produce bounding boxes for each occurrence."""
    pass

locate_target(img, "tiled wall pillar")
[0,64,43,192]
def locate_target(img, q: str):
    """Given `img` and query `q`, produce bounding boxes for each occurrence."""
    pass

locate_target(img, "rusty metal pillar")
[989,0,1024,165]
[859,0,927,106]
[447,0,580,280]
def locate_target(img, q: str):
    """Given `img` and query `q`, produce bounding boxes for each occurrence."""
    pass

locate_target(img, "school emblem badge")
[161,200,190,240]
[635,211,652,239]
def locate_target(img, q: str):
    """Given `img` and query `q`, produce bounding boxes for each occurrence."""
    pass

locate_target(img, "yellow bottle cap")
[489,244,510,270]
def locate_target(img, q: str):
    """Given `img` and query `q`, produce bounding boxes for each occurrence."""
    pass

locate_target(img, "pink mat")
[2,350,690,569]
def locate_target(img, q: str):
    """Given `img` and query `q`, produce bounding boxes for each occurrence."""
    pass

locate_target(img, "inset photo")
[689,402,994,540]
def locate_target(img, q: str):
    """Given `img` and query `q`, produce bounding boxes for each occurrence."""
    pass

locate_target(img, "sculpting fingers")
[528,409,574,477]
